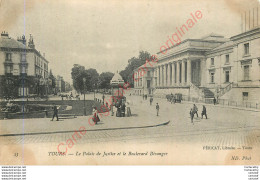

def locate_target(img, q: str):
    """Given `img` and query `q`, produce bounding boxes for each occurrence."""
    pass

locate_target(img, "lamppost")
[83,77,86,116]
[102,92,105,105]
[94,83,96,100]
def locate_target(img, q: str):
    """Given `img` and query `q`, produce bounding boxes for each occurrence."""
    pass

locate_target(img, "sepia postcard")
[0,0,259,165]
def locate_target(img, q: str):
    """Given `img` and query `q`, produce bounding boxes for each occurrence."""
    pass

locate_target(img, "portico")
[155,57,202,88]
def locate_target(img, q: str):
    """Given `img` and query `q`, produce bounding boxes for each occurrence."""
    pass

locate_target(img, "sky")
[0,0,259,83]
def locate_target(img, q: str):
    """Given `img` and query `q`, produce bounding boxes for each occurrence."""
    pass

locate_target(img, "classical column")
[176,61,179,86]
[165,64,168,87]
[164,65,166,86]
[182,60,186,86]
[159,66,161,87]
[200,58,206,87]
[160,65,163,87]
[187,59,191,85]
[172,62,176,86]
[165,64,168,86]
[156,67,159,87]
[168,63,171,86]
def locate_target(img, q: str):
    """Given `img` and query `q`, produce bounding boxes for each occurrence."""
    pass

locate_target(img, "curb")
[182,101,260,112]
[0,120,170,137]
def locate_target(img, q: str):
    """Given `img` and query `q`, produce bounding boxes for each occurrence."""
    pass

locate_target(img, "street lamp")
[83,77,86,116]
[102,92,105,105]
[94,83,96,100]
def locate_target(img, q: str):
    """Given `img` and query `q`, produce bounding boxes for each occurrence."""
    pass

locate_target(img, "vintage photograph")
[0,0,259,165]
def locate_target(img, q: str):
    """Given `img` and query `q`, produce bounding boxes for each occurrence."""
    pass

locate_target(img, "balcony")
[5,72,13,76]
[4,61,13,65]
[20,73,27,76]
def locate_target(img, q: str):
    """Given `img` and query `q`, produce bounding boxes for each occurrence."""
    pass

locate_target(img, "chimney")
[28,34,35,49]
[17,35,26,45]
[1,31,9,38]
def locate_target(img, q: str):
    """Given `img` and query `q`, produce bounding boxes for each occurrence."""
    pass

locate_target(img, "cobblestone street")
[1,95,260,148]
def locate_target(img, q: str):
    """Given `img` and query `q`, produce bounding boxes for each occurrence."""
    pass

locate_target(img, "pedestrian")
[201,105,208,119]
[92,107,100,125]
[213,97,216,105]
[150,96,153,105]
[156,103,160,116]
[190,108,194,124]
[121,103,126,117]
[170,93,174,104]
[116,102,121,117]
[51,103,59,121]
[193,104,198,118]
[126,102,132,117]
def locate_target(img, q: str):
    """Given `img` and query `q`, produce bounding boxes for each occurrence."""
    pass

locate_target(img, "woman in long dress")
[92,107,100,124]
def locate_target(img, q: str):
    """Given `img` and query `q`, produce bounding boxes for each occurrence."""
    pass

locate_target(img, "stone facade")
[134,27,260,103]
[0,32,49,98]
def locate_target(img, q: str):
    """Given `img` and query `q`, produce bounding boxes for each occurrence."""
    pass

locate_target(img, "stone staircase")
[190,83,215,99]
[219,82,235,97]
[200,87,215,98]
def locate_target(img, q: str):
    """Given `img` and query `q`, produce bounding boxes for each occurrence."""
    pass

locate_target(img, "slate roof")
[0,36,31,49]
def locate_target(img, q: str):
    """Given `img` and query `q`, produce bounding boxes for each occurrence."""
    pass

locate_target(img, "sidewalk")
[147,95,260,112]
[0,111,169,136]
[183,100,260,112]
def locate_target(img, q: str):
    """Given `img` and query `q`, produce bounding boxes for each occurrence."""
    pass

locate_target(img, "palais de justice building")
[134,27,260,104]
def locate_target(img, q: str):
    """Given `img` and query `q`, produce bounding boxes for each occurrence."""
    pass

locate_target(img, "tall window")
[5,65,13,74]
[225,71,230,82]
[244,43,249,55]
[211,58,214,66]
[147,71,150,77]
[21,54,26,62]
[21,66,27,74]
[5,53,12,61]
[6,79,13,85]
[243,65,249,80]
[225,54,229,64]
[242,92,248,101]
[210,72,214,83]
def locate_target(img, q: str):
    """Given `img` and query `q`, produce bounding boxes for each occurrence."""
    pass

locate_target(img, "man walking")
[156,103,160,116]
[201,105,208,119]
[150,96,153,105]
[170,93,174,104]
[51,103,59,121]
[190,108,194,125]
[213,97,216,105]
[193,104,198,118]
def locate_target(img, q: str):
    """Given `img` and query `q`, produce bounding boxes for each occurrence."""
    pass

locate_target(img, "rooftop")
[0,32,30,50]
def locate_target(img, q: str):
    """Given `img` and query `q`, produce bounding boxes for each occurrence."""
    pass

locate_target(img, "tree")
[49,69,56,93]
[98,72,114,89]
[120,51,151,87]
[71,64,90,93]
[86,68,99,91]
[71,65,100,93]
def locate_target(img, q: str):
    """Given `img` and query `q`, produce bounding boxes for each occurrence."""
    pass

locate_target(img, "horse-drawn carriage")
[166,93,182,103]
